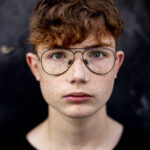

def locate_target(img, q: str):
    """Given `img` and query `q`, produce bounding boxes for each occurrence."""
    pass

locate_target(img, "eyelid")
[88,49,105,55]
[84,46,100,51]
[49,51,66,57]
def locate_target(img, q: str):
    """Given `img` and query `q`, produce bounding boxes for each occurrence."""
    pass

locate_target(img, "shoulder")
[26,119,48,149]
[115,126,150,150]
[0,135,33,150]
[108,117,150,150]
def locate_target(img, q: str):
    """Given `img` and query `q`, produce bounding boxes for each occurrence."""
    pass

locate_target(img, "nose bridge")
[67,50,90,83]
[73,51,83,59]
[72,50,86,68]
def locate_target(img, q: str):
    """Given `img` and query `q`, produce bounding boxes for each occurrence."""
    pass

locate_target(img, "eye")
[48,52,66,60]
[53,52,63,59]
[91,51,104,58]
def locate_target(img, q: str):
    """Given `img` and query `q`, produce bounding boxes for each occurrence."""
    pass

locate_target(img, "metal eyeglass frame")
[36,47,117,76]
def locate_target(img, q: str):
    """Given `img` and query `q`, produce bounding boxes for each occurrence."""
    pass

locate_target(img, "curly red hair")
[29,0,123,52]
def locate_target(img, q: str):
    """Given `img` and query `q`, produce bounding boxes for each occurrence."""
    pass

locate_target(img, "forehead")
[36,34,116,55]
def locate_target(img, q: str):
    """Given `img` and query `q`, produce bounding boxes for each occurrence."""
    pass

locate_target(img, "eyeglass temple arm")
[36,54,41,62]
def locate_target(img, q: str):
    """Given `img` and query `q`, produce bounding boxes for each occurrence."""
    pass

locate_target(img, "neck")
[46,106,111,149]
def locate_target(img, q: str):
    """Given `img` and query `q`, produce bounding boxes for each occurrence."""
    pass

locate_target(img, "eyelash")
[46,49,108,60]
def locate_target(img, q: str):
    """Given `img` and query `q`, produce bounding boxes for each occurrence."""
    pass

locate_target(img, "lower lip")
[64,96,92,103]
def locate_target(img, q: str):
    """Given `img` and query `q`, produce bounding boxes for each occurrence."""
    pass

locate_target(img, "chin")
[64,105,99,119]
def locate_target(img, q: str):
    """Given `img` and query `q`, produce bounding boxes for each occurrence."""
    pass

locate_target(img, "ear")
[114,50,124,78]
[26,52,40,81]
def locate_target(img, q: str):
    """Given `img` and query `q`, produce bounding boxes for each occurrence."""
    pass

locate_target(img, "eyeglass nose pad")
[68,60,73,65]
[84,59,89,65]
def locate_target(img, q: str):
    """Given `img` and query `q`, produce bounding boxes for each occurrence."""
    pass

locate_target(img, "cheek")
[92,73,115,103]
[39,74,60,104]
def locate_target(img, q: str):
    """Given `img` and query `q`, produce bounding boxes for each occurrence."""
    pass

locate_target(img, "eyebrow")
[53,43,110,49]
[83,42,112,49]
[83,44,101,49]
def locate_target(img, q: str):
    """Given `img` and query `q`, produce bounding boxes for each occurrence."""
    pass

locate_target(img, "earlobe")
[114,50,124,77]
[26,53,40,81]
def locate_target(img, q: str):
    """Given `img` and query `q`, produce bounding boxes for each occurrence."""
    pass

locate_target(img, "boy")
[26,0,125,149]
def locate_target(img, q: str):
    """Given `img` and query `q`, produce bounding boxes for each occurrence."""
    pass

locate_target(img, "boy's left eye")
[91,51,104,58]
[93,52,100,58]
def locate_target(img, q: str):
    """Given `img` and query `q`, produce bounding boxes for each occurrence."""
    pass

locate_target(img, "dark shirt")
[1,126,150,150]
[114,127,149,150]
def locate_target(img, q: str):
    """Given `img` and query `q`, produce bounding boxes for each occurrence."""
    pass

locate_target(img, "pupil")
[93,52,100,58]
[55,53,62,59]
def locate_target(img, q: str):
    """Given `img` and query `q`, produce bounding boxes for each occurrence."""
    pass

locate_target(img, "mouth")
[64,92,93,103]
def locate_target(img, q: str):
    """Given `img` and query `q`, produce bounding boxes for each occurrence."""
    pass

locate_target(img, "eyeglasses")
[37,47,117,76]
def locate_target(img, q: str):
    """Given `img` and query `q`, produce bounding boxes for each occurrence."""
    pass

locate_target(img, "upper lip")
[64,92,93,97]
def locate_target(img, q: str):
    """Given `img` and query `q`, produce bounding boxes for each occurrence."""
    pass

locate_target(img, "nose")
[66,51,90,84]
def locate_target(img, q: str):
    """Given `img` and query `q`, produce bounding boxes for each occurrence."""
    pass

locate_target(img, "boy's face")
[26,34,124,119]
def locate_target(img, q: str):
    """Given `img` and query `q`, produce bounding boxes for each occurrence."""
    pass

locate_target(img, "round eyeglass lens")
[83,48,115,74]
[41,49,74,75]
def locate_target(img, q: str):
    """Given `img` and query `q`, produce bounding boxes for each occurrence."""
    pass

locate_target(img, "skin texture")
[26,34,124,150]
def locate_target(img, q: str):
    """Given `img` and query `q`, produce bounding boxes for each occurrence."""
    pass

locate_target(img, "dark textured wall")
[108,0,150,135]
[0,0,150,136]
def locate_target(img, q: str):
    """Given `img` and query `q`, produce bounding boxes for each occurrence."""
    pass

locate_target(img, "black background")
[0,0,150,137]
